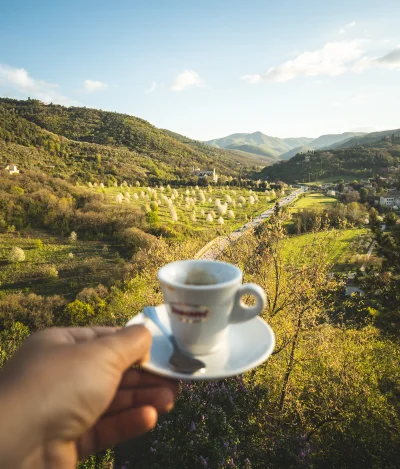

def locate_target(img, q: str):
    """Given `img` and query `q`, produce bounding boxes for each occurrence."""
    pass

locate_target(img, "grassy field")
[0,231,123,298]
[290,193,337,212]
[281,228,372,270]
[92,185,278,234]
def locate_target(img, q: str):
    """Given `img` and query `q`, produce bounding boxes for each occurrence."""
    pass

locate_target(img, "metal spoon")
[143,306,206,374]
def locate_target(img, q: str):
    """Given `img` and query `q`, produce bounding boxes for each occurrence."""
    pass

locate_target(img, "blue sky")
[0,0,399,140]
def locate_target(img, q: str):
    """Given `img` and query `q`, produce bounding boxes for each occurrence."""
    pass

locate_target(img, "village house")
[379,192,400,208]
[3,164,19,175]
[191,167,218,183]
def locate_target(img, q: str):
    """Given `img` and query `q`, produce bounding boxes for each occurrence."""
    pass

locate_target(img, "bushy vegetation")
[0,98,262,184]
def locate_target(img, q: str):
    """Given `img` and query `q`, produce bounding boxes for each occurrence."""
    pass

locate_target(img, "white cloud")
[170,70,204,91]
[241,40,365,84]
[347,21,356,28]
[145,81,157,94]
[84,79,108,92]
[353,46,400,72]
[339,28,346,35]
[0,63,76,104]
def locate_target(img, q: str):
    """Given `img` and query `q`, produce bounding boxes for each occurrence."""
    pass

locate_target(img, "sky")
[0,0,399,140]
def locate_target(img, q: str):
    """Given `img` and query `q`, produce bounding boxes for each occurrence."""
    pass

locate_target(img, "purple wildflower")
[200,456,208,468]
[189,421,196,432]
[150,447,156,454]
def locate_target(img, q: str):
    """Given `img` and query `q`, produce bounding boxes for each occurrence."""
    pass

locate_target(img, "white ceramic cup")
[158,259,266,356]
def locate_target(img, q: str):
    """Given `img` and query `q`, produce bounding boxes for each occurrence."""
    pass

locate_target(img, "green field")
[281,228,371,270]
[290,193,337,212]
[0,231,123,298]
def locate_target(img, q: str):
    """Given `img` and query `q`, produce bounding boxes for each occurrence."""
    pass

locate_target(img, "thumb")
[94,325,152,373]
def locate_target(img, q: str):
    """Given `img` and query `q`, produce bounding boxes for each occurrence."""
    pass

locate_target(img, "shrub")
[69,231,77,243]
[41,265,59,280]
[34,239,43,249]
[119,227,158,255]
[63,300,95,326]
[146,211,160,223]
[150,201,159,212]
[8,247,25,263]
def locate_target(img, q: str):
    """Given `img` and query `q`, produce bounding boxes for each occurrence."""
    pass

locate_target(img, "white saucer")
[125,305,275,381]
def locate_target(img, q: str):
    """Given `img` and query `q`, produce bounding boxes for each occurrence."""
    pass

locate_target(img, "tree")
[8,247,25,263]
[68,231,77,243]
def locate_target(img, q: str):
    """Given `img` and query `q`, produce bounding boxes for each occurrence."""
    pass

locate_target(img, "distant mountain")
[283,137,314,148]
[279,145,315,160]
[205,132,313,160]
[205,131,369,163]
[308,132,366,149]
[225,143,278,159]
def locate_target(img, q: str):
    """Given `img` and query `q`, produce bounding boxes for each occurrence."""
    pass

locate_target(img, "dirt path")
[196,188,304,260]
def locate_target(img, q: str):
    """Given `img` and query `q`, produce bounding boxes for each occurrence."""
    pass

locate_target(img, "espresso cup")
[158,259,266,356]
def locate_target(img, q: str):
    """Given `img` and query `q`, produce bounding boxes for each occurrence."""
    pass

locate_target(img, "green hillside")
[279,145,315,160]
[258,139,400,183]
[309,131,365,149]
[225,143,278,159]
[331,128,400,149]
[0,98,252,183]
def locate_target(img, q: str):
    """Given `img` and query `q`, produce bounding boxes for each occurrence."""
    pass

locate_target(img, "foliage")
[8,246,25,262]
[0,98,256,183]
[260,142,400,183]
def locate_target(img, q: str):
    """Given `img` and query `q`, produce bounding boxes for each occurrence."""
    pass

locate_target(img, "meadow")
[281,228,372,271]
[289,192,337,212]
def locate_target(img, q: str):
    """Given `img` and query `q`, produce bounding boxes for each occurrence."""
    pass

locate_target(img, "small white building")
[327,190,336,197]
[379,192,400,207]
[3,164,19,175]
[192,167,218,183]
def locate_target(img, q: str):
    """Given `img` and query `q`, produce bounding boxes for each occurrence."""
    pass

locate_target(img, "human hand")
[0,326,179,469]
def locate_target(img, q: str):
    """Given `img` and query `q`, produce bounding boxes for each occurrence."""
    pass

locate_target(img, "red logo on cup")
[170,303,209,323]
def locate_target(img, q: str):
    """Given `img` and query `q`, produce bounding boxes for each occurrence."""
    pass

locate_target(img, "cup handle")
[230,283,266,324]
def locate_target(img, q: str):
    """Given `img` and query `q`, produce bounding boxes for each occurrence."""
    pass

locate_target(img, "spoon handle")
[143,306,175,344]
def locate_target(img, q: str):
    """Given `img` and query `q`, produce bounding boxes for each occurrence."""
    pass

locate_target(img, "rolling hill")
[0,98,258,183]
[258,136,400,183]
[309,132,366,149]
[328,128,400,149]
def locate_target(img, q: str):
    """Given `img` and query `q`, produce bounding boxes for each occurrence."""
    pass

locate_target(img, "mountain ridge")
[204,131,365,161]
